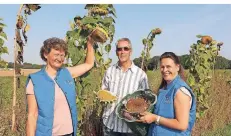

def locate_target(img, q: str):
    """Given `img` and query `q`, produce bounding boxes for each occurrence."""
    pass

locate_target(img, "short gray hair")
[115,38,132,49]
[40,37,68,62]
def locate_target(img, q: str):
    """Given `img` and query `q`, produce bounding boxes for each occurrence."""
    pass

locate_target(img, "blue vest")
[26,67,77,136]
[148,75,196,136]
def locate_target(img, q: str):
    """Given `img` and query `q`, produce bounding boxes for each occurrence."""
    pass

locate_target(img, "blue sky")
[1,4,231,64]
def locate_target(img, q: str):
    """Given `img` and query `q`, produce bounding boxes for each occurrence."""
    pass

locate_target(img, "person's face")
[116,41,132,63]
[44,48,65,69]
[160,58,179,83]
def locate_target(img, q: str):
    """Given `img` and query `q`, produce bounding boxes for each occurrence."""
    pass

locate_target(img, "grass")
[0,76,27,136]
[201,124,231,136]
[192,70,231,136]
[0,70,231,135]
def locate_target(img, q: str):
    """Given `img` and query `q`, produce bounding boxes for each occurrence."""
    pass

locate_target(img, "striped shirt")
[101,62,149,133]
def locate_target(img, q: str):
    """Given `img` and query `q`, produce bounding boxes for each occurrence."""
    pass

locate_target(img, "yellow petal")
[24,24,30,32]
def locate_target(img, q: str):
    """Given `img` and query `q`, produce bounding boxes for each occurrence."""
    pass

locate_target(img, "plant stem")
[12,4,23,131]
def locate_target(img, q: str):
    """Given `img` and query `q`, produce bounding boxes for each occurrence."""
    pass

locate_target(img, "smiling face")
[116,40,132,63]
[160,58,180,83]
[44,48,65,69]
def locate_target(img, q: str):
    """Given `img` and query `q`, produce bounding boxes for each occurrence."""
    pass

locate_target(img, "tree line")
[134,55,231,70]
[1,55,230,70]
[0,62,44,69]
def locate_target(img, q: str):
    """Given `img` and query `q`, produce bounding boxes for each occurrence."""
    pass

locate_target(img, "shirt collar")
[115,61,137,73]
[41,65,62,80]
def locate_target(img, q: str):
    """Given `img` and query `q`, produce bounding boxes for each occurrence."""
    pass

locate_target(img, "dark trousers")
[103,125,137,136]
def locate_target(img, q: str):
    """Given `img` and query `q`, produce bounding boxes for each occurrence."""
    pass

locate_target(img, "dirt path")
[0,69,39,76]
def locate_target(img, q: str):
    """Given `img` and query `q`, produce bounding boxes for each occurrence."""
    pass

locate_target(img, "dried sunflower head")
[90,27,108,43]
[96,90,117,102]
[201,36,212,44]
[154,28,162,35]
[125,97,149,113]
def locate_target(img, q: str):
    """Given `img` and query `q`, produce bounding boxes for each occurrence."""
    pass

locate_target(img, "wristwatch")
[156,115,161,125]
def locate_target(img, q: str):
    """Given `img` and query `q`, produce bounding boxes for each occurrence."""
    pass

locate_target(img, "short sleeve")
[139,72,149,90]
[101,70,109,90]
[26,79,34,95]
[179,87,192,106]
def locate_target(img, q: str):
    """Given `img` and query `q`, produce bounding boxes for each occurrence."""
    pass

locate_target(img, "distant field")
[0,69,231,135]
[0,69,39,76]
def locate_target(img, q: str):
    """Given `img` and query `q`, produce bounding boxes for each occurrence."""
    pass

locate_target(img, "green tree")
[214,56,230,69]
[147,56,160,70]
[229,60,231,69]
[179,54,191,69]
[31,64,43,69]
[0,18,8,68]
[133,57,142,68]
[23,62,32,69]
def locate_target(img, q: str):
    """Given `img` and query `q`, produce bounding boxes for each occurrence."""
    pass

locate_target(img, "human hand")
[136,112,157,124]
[87,32,95,45]
[123,111,134,120]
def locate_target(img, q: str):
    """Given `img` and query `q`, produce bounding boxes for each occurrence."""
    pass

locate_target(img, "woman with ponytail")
[137,52,196,136]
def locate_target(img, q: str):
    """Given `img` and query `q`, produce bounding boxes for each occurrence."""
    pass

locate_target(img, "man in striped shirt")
[102,38,149,136]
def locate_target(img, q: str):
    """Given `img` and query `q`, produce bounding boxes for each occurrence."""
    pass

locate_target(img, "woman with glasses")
[26,36,95,136]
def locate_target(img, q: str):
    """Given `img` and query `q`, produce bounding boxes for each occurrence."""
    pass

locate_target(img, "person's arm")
[26,80,38,136]
[26,95,38,136]
[67,36,95,78]
[138,89,191,131]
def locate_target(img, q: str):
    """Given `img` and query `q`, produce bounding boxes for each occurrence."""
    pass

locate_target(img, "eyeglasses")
[54,54,65,58]
[116,47,130,52]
